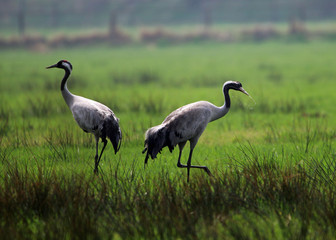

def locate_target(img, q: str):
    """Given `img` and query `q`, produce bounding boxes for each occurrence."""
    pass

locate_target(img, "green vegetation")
[0,40,335,239]
[1,0,335,30]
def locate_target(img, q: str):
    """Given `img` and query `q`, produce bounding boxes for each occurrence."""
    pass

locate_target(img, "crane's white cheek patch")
[62,62,72,72]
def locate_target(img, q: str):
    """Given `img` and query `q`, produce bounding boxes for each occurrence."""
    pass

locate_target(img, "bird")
[46,60,122,174]
[142,81,249,182]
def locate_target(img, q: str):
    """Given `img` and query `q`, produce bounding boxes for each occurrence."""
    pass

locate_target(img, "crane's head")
[46,60,73,72]
[223,81,249,96]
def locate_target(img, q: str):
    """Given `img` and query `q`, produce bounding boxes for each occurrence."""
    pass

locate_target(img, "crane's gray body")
[143,81,249,181]
[68,95,121,153]
[144,100,228,160]
[47,60,121,173]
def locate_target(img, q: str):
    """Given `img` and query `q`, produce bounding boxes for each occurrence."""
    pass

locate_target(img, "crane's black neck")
[223,85,231,108]
[61,68,71,91]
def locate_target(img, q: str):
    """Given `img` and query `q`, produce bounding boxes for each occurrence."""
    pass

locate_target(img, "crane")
[142,81,249,182]
[46,60,122,174]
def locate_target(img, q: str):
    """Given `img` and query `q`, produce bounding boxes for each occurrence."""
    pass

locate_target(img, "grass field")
[0,40,336,239]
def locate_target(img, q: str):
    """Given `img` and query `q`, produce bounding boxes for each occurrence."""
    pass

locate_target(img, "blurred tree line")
[0,0,335,35]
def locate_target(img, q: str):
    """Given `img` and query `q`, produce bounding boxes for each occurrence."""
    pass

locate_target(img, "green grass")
[0,40,336,239]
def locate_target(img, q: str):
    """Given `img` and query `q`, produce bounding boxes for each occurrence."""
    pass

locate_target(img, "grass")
[0,40,336,239]
[1,137,335,239]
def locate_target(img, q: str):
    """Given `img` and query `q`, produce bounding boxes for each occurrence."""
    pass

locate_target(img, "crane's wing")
[165,105,212,146]
[70,97,114,133]
[71,97,122,153]
[143,102,212,159]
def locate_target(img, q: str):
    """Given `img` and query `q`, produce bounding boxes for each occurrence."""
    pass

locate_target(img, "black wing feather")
[105,116,122,154]
[143,124,174,164]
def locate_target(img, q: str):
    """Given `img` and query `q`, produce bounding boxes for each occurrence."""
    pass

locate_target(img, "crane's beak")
[239,87,249,96]
[46,64,57,69]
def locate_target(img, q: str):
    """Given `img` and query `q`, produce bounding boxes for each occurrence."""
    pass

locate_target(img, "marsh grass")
[0,121,335,239]
[0,42,335,239]
[0,135,335,239]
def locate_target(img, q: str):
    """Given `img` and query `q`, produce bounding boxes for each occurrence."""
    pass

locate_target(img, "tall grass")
[0,134,335,239]
[0,42,335,238]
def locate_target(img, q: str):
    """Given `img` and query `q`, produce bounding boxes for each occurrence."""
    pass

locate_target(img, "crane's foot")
[94,167,99,174]
[203,167,213,177]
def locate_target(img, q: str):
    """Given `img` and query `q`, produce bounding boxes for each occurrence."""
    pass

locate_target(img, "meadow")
[0,40,335,239]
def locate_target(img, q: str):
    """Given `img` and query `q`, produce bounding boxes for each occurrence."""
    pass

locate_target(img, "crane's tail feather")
[105,119,122,154]
[116,130,122,152]
[142,125,170,164]
[111,128,122,154]
[144,150,150,168]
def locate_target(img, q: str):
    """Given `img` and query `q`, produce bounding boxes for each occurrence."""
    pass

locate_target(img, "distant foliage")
[1,0,336,29]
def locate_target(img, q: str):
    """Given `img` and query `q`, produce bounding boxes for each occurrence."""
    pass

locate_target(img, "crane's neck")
[210,85,231,122]
[61,69,75,108]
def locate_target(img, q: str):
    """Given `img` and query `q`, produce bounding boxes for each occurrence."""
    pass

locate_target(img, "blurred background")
[1,2,336,239]
[1,0,336,47]
[1,0,335,142]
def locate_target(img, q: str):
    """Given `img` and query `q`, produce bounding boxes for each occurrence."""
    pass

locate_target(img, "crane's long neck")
[61,69,75,108]
[210,86,231,122]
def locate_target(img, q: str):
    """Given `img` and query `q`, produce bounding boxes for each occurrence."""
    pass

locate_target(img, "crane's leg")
[176,142,186,168]
[176,143,212,182]
[186,148,193,182]
[186,147,212,182]
[94,136,99,174]
[96,138,108,167]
